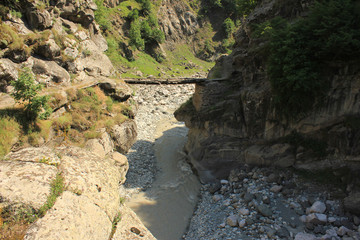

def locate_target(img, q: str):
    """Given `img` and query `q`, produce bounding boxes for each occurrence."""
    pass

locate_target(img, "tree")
[223,18,235,38]
[11,67,52,121]
[129,19,145,50]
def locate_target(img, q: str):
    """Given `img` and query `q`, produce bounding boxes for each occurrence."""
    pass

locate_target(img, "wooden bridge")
[123,77,228,85]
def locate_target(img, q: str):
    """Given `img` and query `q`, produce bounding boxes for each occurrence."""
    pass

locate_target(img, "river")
[123,84,201,239]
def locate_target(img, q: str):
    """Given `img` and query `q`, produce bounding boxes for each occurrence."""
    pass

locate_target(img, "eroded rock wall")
[175,0,360,189]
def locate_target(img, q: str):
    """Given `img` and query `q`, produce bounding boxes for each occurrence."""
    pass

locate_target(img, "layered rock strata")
[175,0,360,213]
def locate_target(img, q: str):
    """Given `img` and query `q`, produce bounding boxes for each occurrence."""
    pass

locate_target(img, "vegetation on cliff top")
[267,0,360,119]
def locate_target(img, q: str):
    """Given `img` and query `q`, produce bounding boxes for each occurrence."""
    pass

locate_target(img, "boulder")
[111,120,138,154]
[99,79,133,101]
[0,58,18,92]
[309,201,326,214]
[111,152,129,184]
[100,131,115,155]
[344,192,360,215]
[91,33,108,52]
[32,58,70,85]
[36,39,61,60]
[85,139,106,158]
[24,191,112,240]
[5,48,30,63]
[0,161,57,209]
[26,9,52,30]
[74,40,114,77]
[59,1,96,27]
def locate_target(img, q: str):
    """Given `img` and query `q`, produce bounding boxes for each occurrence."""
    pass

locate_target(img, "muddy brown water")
[126,117,201,240]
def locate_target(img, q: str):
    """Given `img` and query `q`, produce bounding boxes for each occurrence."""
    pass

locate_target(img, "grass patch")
[108,213,122,240]
[0,117,20,158]
[51,86,131,146]
[38,173,65,217]
[0,173,64,238]
[0,204,36,240]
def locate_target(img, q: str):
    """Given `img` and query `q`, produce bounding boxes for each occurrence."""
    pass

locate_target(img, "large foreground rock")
[0,161,57,209]
[24,191,112,240]
[58,147,122,220]
[112,205,156,240]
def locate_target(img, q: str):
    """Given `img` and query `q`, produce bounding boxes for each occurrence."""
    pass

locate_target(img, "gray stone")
[0,161,57,209]
[276,226,290,238]
[239,207,250,216]
[244,193,254,203]
[270,185,283,193]
[294,232,317,240]
[337,226,350,236]
[306,213,327,225]
[239,219,246,228]
[212,195,222,202]
[258,204,272,217]
[309,201,326,214]
[226,215,238,227]
[24,191,112,240]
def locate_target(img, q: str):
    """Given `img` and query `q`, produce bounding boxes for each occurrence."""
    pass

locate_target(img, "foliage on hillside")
[265,0,360,120]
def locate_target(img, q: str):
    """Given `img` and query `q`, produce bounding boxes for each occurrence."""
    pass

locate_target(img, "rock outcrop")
[175,0,360,214]
[0,146,139,239]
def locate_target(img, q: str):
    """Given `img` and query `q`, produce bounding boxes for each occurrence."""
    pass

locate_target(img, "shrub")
[129,19,145,50]
[223,18,235,38]
[94,0,113,31]
[11,68,52,121]
[267,0,360,120]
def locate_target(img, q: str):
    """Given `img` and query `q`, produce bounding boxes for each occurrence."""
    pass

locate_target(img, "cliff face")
[175,0,360,188]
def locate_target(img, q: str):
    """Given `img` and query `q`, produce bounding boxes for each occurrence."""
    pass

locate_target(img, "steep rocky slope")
[0,0,150,238]
[175,0,360,214]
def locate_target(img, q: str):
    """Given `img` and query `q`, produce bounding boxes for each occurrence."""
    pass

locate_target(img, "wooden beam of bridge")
[123,77,228,85]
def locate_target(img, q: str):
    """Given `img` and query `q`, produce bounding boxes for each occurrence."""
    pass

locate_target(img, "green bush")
[267,0,360,120]
[223,18,235,38]
[129,19,145,50]
[94,0,113,31]
[128,9,139,21]
[11,68,52,121]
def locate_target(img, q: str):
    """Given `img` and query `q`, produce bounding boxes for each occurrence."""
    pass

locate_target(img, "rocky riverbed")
[120,84,360,240]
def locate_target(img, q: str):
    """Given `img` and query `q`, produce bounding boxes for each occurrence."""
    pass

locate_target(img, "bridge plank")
[123,78,227,85]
